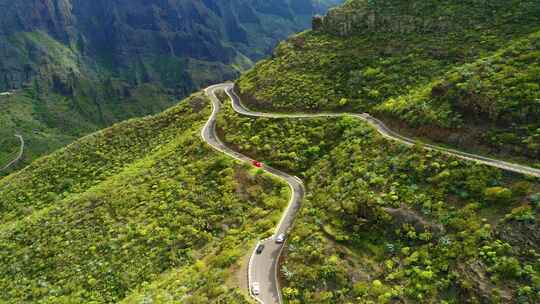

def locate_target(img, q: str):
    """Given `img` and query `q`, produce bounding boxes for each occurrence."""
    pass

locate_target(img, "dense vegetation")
[0,75,174,177]
[0,93,288,303]
[216,96,540,303]
[216,93,342,174]
[377,30,540,163]
[236,0,540,164]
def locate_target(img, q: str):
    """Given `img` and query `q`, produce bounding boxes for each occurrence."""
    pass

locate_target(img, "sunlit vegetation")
[216,92,343,173]
[217,98,540,303]
[0,93,288,303]
[376,30,540,164]
[236,0,540,164]
[3,1,540,303]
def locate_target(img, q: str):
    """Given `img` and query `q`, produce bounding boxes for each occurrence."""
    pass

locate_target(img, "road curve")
[202,82,540,304]
[1,134,24,172]
[225,84,540,179]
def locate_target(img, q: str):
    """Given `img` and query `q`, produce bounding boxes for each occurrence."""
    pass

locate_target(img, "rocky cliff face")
[317,0,540,36]
[0,0,342,92]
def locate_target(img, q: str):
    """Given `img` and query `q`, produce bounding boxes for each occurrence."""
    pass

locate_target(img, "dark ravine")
[203,82,540,304]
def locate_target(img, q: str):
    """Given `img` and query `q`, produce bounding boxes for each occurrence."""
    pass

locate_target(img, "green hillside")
[0,135,21,169]
[0,29,178,176]
[2,80,538,303]
[376,31,540,163]
[3,0,540,303]
[0,93,288,303]
[216,95,540,303]
[236,0,540,165]
[0,75,174,178]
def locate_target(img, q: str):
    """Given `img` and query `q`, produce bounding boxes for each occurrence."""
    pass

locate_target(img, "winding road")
[203,84,305,304]
[202,82,540,304]
[1,134,24,172]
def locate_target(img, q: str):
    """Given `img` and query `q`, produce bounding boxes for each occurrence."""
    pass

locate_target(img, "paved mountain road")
[224,84,540,178]
[1,134,24,172]
[203,84,304,304]
[202,82,540,304]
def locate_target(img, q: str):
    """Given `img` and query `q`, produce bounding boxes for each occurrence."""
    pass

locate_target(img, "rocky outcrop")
[497,220,540,250]
[457,260,512,303]
[383,204,445,236]
[316,0,540,37]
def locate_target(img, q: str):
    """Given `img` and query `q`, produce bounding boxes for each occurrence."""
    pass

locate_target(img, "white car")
[251,282,260,295]
[276,233,285,244]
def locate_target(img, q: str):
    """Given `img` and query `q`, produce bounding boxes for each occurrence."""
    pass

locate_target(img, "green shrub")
[484,187,513,203]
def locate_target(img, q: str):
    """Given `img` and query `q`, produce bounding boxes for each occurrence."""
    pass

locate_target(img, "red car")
[252,160,263,168]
